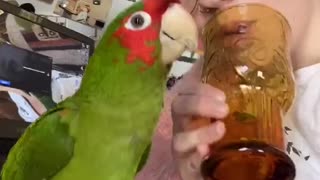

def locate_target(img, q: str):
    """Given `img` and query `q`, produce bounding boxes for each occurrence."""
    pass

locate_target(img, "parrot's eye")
[125,11,152,31]
[131,14,144,27]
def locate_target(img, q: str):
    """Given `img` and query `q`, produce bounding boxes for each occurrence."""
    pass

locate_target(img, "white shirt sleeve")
[294,63,320,152]
[284,63,320,180]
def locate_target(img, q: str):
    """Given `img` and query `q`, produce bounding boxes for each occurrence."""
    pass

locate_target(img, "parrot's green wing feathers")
[136,143,151,174]
[0,101,78,180]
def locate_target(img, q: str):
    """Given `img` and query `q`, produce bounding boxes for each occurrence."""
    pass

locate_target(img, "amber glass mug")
[194,4,296,180]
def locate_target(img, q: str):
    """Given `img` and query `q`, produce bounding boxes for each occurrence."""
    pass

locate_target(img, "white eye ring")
[125,11,152,31]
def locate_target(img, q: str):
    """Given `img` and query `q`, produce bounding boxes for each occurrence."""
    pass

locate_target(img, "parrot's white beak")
[160,3,198,65]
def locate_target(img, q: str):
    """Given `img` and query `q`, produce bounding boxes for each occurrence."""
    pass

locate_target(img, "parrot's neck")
[75,38,167,105]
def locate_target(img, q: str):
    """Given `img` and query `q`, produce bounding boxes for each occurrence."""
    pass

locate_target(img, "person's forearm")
[137,59,205,180]
[160,160,183,180]
[169,169,183,180]
[135,111,181,180]
[135,150,182,180]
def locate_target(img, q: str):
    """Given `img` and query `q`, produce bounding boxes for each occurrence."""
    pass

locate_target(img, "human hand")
[170,61,229,180]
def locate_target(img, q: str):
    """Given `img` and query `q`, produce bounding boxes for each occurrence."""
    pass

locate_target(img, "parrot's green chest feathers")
[53,36,167,179]
[52,90,164,180]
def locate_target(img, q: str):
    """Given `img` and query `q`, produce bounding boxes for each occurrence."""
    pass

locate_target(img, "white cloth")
[51,70,82,104]
[7,91,40,123]
[72,11,88,23]
[284,63,320,179]
[5,14,32,51]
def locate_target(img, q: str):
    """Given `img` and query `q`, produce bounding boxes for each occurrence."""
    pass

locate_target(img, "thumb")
[173,121,225,153]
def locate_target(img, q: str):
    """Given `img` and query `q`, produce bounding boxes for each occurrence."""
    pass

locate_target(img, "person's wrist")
[177,159,204,180]
[167,160,183,180]
[169,167,183,180]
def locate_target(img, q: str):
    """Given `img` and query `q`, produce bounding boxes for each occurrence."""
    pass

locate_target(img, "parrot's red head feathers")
[112,0,181,68]
[143,0,180,18]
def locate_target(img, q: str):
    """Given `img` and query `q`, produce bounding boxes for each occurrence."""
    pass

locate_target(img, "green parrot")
[0,0,185,179]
